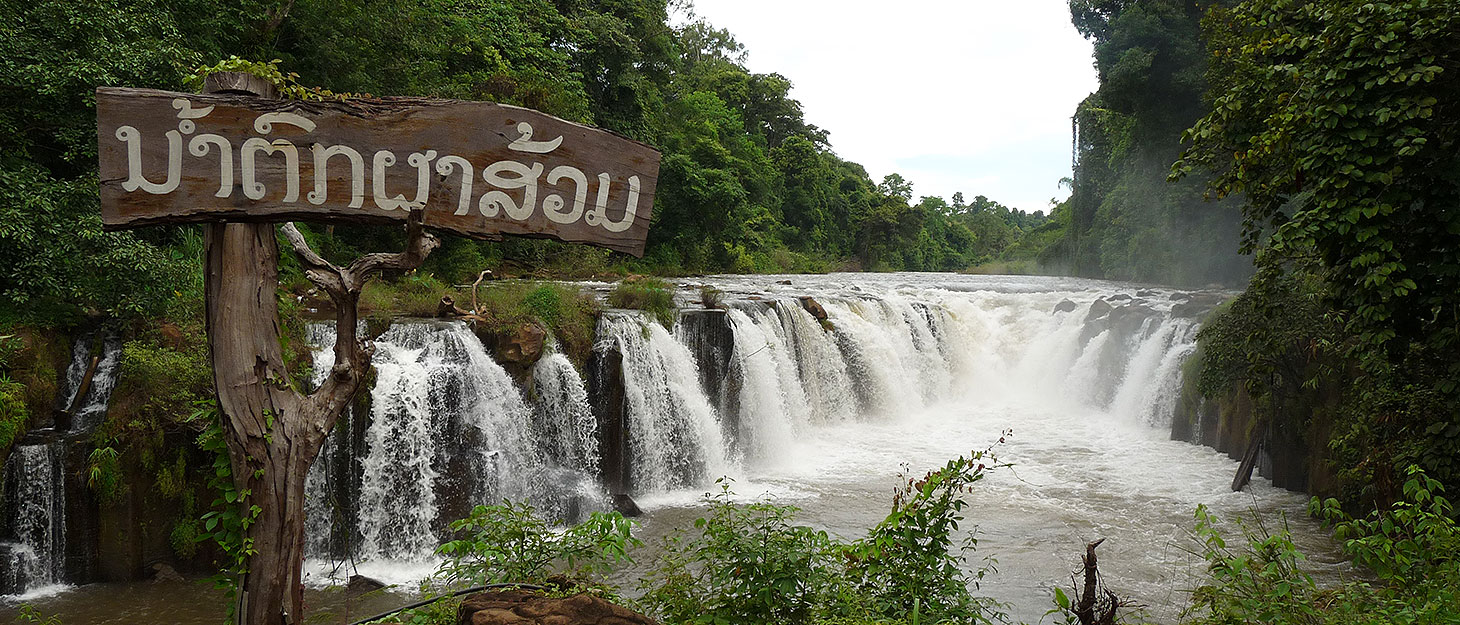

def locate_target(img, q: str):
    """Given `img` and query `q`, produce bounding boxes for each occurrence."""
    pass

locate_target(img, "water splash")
[594,312,730,492]
[0,443,66,596]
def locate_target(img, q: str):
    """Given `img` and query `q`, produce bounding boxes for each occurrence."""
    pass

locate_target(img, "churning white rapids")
[598,273,1348,622]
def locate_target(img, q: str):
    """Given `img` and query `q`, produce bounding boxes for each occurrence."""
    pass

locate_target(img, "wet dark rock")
[586,348,629,494]
[1170,292,1193,301]
[776,279,792,285]
[1136,289,1157,297]
[150,562,184,583]
[364,317,393,341]
[610,493,642,518]
[799,296,829,322]
[347,574,387,594]
[458,588,660,625]
[677,309,735,424]
[1084,299,1114,322]
[1108,293,1132,301]
[1053,299,1078,314]
[1109,302,1155,323]
[1171,293,1229,319]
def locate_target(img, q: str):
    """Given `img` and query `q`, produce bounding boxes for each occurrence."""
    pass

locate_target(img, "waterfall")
[57,333,121,433]
[288,277,1213,582]
[303,321,604,567]
[766,301,856,423]
[303,323,344,560]
[676,284,1209,464]
[594,313,730,493]
[725,307,809,463]
[530,350,605,511]
[0,443,66,596]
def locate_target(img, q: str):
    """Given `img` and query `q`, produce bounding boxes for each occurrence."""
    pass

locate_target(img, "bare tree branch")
[279,210,440,443]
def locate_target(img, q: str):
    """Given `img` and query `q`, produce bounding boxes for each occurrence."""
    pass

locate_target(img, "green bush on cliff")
[474,281,601,365]
[0,375,31,452]
[360,273,457,318]
[608,278,676,328]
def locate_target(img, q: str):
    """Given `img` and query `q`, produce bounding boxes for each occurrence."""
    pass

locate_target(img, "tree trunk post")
[202,72,439,625]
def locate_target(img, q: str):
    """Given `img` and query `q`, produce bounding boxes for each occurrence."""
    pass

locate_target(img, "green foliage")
[698,286,723,310]
[114,337,213,421]
[432,502,639,588]
[186,56,352,101]
[380,596,462,625]
[360,273,456,319]
[0,375,31,453]
[194,400,260,622]
[639,479,845,625]
[1056,0,1252,286]
[1188,467,1460,625]
[1176,0,1460,362]
[1314,465,1457,586]
[474,281,601,365]
[843,451,1005,624]
[639,449,1006,625]
[85,444,125,503]
[12,604,63,625]
[1187,505,1321,625]
[608,279,676,328]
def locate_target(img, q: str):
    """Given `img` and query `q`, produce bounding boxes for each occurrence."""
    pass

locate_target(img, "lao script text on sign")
[97,87,661,256]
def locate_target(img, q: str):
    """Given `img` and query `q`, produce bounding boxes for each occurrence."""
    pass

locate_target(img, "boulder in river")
[1171,292,1230,319]
[1084,298,1114,322]
[799,296,829,322]
[611,493,643,517]
[495,322,547,367]
[150,563,184,583]
[1052,299,1078,314]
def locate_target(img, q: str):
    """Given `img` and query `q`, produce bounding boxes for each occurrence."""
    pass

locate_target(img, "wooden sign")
[96,87,662,255]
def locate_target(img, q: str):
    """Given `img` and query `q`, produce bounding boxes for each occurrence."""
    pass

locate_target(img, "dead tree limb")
[1072,538,1120,625]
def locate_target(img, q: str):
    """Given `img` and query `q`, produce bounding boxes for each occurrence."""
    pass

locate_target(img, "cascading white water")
[303,321,605,575]
[0,443,65,596]
[57,333,121,433]
[302,324,340,560]
[725,307,809,463]
[9,274,1345,625]
[822,299,921,417]
[766,300,857,423]
[595,313,730,493]
[530,350,605,508]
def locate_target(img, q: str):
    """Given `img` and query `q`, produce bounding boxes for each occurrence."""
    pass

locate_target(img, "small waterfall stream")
[58,333,122,433]
[0,444,66,596]
[0,332,122,596]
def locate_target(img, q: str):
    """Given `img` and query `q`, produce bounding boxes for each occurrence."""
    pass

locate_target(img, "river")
[0,273,1349,624]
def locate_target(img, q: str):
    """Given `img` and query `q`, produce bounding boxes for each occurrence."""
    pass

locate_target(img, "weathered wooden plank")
[97,87,661,255]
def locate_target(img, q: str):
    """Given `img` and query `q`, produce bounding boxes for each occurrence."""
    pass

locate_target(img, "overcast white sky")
[678,1,1098,213]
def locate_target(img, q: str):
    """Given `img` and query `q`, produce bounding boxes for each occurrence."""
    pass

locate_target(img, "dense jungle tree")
[1178,0,1460,497]
[1055,0,1251,285]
